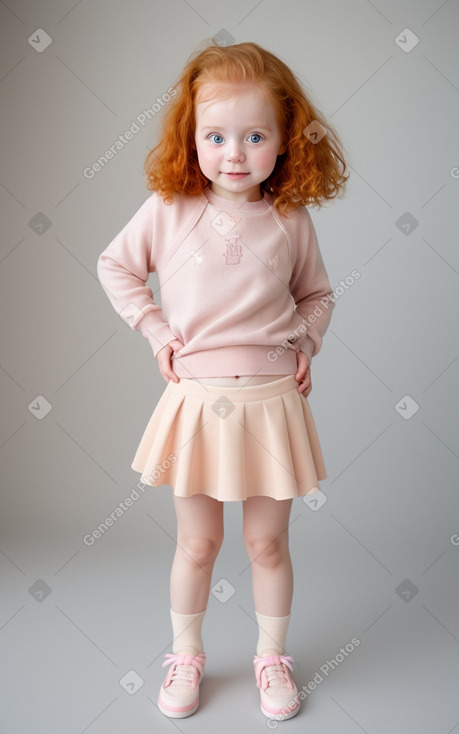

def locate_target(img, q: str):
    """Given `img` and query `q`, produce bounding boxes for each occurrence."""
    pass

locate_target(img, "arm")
[97,195,176,357]
[289,210,335,364]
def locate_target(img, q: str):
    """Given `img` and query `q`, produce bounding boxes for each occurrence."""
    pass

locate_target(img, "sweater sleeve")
[289,209,335,364]
[97,195,176,357]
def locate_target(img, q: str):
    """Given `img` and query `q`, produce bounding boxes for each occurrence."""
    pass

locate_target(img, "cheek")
[253,146,279,169]
[196,144,219,171]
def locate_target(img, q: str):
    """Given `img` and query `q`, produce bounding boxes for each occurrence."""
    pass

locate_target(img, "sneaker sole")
[158,692,200,719]
[260,700,300,721]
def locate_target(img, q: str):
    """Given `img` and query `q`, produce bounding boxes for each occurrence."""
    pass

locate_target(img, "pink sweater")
[97,187,335,378]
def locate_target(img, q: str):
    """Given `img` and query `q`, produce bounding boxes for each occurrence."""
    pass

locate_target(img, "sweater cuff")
[298,335,314,365]
[135,310,177,358]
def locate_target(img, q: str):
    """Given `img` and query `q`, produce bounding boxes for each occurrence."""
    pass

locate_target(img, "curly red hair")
[145,40,349,215]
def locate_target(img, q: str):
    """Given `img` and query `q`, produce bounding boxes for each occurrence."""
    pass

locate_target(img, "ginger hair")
[144,40,349,215]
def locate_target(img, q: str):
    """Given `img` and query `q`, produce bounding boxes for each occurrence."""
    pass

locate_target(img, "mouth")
[222,172,249,178]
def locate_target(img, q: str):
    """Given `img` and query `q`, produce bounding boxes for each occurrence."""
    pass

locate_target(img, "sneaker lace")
[162,652,206,688]
[254,654,295,691]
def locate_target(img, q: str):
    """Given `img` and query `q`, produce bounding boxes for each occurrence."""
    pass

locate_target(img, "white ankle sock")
[170,608,206,655]
[255,611,291,656]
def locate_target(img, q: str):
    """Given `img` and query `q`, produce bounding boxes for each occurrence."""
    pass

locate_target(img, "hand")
[295,352,312,396]
[156,339,184,384]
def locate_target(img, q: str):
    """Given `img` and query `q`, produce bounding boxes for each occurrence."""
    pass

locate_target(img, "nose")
[225,140,245,162]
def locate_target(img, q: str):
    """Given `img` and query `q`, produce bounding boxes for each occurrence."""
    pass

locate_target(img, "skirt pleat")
[131,374,327,502]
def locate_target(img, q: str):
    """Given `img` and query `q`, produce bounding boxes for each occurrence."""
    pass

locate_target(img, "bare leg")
[242,496,293,616]
[170,494,224,614]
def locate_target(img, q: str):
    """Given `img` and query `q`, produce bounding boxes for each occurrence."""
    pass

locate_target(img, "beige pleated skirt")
[131,374,327,502]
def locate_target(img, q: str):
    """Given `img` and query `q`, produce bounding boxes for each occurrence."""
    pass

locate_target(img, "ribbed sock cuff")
[170,608,207,655]
[255,610,291,656]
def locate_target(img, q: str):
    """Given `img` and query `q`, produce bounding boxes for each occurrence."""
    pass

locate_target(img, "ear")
[278,142,287,155]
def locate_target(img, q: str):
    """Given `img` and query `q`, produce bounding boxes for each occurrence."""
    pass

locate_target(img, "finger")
[167,366,180,383]
[297,375,312,394]
[158,363,178,384]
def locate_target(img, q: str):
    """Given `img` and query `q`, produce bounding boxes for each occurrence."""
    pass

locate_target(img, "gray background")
[1,0,458,732]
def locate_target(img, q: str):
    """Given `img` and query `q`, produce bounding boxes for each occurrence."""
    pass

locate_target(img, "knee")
[180,534,223,567]
[243,535,288,569]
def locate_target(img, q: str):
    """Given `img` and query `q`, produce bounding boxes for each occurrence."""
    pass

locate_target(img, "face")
[194,82,285,203]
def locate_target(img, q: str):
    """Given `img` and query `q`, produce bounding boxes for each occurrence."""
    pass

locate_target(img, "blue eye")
[248,133,262,143]
[210,134,224,144]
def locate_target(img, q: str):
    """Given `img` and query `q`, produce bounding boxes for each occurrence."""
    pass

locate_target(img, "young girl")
[97,40,348,721]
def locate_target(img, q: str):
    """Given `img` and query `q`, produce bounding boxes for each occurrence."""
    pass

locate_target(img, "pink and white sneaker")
[253,654,301,720]
[158,652,206,718]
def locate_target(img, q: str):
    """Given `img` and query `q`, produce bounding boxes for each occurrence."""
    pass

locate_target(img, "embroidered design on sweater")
[223,231,243,265]
[191,249,205,266]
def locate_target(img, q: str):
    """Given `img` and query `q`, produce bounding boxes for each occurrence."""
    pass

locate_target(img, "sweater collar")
[202,186,271,213]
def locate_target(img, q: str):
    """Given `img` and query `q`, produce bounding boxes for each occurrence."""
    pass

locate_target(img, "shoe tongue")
[267,666,287,683]
[172,666,194,683]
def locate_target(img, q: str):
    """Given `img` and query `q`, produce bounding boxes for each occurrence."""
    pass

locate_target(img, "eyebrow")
[199,125,273,132]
